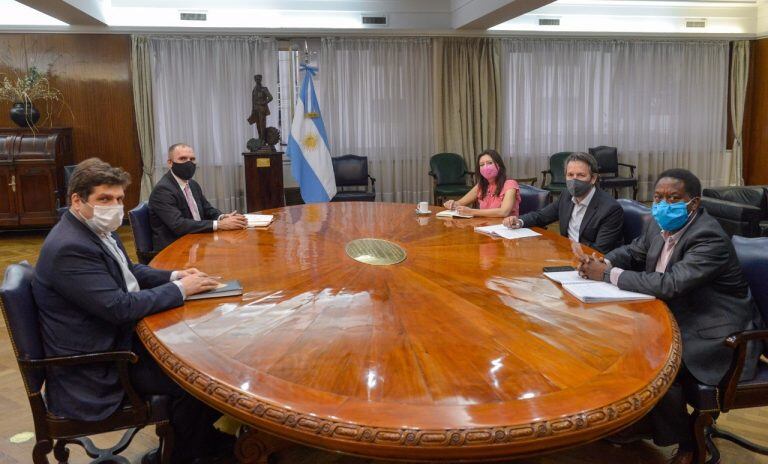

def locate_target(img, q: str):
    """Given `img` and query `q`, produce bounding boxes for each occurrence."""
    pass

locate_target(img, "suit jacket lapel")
[646,234,665,272]
[579,191,600,236]
[560,194,575,237]
[64,212,127,288]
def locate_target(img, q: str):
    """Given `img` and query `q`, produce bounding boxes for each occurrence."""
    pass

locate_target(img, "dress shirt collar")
[572,184,597,208]
[171,171,189,190]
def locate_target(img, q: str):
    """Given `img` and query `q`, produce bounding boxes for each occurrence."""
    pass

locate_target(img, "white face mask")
[83,202,124,235]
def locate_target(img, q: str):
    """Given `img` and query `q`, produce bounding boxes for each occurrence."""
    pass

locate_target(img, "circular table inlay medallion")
[345,238,406,266]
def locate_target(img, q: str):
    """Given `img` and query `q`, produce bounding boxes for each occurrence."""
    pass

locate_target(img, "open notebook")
[244,214,274,228]
[545,270,655,303]
[436,210,473,219]
[474,224,540,240]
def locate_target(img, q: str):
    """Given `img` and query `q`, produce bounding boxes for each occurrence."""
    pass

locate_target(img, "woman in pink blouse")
[443,149,521,218]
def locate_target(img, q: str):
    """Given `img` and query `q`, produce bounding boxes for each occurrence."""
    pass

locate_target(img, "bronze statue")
[247,74,273,146]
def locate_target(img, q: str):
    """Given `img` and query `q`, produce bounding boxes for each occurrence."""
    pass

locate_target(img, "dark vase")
[9,102,41,128]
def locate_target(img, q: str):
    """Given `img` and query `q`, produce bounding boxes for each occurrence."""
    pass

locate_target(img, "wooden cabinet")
[0,128,73,229]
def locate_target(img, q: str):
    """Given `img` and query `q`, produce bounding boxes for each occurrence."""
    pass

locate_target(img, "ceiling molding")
[15,0,107,26]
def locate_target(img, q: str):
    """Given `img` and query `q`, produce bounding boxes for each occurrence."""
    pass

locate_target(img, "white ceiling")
[1,0,765,37]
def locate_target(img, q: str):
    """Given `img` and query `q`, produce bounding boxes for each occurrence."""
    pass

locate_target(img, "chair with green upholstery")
[541,151,572,196]
[429,153,474,206]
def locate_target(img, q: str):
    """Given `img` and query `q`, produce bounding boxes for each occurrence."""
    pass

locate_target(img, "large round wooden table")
[138,202,681,462]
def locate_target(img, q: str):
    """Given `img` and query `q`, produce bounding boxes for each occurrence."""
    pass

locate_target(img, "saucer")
[415,209,432,215]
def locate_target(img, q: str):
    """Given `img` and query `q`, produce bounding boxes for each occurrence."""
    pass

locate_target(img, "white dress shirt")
[567,186,597,243]
[171,172,219,231]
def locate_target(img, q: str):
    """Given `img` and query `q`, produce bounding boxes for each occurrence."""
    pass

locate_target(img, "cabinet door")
[0,165,19,226]
[16,163,58,226]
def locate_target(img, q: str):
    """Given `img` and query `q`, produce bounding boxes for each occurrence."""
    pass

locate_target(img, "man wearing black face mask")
[503,152,624,253]
[149,143,247,252]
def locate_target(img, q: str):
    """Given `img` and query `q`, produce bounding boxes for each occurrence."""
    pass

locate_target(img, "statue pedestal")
[243,151,285,213]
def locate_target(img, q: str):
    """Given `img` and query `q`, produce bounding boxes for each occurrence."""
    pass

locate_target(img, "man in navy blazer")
[503,152,624,253]
[33,158,227,463]
[149,143,247,252]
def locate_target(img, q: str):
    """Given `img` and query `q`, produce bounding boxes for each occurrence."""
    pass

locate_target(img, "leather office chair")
[588,146,638,200]
[519,184,552,215]
[330,155,376,202]
[129,202,157,265]
[0,263,174,464]
[688,236,768,464]
[617,199,652,244]
[701,186,768,237]
[56,165,77,222]
[540,152,571,196]
[429,153,474,206]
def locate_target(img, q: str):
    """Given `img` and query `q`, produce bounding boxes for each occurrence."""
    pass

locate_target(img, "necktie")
[103,235,140,293]
[183,183,201,221]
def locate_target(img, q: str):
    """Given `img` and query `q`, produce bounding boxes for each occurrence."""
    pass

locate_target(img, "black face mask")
[171,161,196,180]
[566,179,593,198]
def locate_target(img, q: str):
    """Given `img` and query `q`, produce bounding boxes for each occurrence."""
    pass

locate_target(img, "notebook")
[244,214,274,228]
[186,280,243,300]
[543,270,587,285]
[474,224,541,240]
[560,281,655,303]
[436,210,473,219]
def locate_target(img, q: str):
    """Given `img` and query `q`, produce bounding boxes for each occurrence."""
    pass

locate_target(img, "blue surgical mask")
[651,199,694,232]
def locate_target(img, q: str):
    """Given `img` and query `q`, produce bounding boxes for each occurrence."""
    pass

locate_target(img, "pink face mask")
[479,163,499,180]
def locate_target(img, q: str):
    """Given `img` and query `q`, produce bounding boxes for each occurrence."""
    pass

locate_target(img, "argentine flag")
[286,65,337,203]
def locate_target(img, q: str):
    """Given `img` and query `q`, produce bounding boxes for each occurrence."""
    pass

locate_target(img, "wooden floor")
[0,227,766,464]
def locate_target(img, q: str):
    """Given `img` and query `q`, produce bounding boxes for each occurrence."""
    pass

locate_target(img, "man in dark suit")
[149,143,247,252]
[578,169,764,464]
[503,152,624,253]
[33,158,229,464]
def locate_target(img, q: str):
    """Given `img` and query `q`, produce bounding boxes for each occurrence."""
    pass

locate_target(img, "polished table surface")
[138,202,681,461]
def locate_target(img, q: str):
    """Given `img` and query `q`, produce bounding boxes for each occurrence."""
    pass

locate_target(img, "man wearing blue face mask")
[578,168,764,464]
[33,158,235,463]
[503,152,624,253]
[149,143,247,253]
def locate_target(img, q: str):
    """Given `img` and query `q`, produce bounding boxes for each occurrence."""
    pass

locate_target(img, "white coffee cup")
[417,201,429,213]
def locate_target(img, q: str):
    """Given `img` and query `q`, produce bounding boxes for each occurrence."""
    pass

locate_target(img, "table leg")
[234,427,291,464]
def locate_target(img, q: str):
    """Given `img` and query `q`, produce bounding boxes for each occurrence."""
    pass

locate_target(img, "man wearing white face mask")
[33,158,234,464]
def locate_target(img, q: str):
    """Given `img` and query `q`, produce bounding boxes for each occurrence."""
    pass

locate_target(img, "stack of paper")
[543,270,587,285]
[244,214,274,228]
[474,224,541,240]
[544,270,654,303]
[436,210,473,219]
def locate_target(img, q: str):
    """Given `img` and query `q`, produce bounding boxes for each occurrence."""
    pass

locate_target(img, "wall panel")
[743,39,768,185]
[0,34,141,208]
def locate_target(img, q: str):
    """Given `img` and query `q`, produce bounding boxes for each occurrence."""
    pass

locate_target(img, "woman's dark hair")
[476,149,507,199]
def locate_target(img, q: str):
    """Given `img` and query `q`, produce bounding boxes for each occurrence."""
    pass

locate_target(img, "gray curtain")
[729,40,749,186]
[131,35,156,201]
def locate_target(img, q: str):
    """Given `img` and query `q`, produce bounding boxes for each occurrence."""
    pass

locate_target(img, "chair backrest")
[548,152,572,185]
[0,262,45,393]
[732,236,768,325]
[617,199,652,244]
[589,146,619,175]
[429,153,469,186]
[128,202,154,254]
[332,155,369,188]
[519,184,552,215]
[703,186,768,218]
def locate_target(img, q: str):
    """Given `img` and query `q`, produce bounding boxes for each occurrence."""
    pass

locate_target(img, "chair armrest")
[19,351,145,411]
[618,162,636,176]
[541,170,552,188]
[428,171,436,179]
[719,329,768,411]
[368,175,376,194]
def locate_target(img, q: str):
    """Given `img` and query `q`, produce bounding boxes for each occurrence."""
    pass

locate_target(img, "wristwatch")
[602,265,613,283]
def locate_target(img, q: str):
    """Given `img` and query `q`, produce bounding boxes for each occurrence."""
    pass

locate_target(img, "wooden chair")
[330,155,376,202]
[0,262,174,464]
[540,152,571,196]
[429,153,474,206]
[589,146,638,200]
[689,236,768,464]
